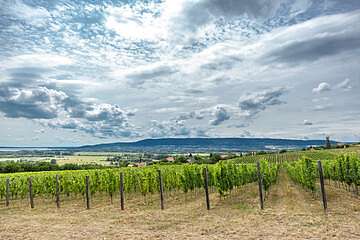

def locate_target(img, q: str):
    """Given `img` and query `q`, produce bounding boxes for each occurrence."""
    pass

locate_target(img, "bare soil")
[1,171,360,240]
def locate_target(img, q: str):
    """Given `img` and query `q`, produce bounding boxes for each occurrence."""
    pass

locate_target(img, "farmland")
[0,167,360,239]
[0,145,360,239]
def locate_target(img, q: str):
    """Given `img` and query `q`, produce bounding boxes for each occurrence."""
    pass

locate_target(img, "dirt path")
[1,170,360,240]
[265,169,321,213]
[259,170,360,239]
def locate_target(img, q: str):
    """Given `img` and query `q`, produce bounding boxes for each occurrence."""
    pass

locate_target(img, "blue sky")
[0,0,359,146]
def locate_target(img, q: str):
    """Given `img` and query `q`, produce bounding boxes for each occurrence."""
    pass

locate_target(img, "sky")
[0,0,359,146]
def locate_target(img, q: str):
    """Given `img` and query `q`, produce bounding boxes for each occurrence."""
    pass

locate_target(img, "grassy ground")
[1,171,360,240]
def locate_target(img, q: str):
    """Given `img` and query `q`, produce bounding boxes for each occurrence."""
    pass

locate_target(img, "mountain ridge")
[75,137,333,152]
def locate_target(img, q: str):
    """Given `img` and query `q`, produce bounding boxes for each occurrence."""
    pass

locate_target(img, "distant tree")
[175,155,187,163]
[209,153,221,163]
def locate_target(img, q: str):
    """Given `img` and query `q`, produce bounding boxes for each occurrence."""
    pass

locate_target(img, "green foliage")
[285,158,317,191]
[0,161,279,200]
[0,161,108,173]
[209,153,222,163]
[260,160,279,192]
[174,156,187,164]
[322,154,360,187]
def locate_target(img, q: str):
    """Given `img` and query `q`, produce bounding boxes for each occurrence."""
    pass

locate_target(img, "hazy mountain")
[75,138,332,153]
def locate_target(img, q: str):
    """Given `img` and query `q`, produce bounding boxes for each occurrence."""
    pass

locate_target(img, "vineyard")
[1,151,360,239]
[285,154,360,194]
[232,149,344,164]
[1,151,360,212]
[0,160,278,209]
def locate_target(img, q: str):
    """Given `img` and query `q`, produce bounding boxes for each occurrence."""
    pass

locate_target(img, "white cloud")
[5,0,50,27]
[105,2,167,41]
[258,10,360,64]
[0,54,73,70]
[238,88,287,117]
[312,82,331,94]
[336,78,352,90]
[148,120,191,138]
[0,86,68,119]
[209,105,231,126]
[1,1,360,144]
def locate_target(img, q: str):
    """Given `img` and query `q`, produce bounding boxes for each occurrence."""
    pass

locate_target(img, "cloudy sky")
[0,0,359,146]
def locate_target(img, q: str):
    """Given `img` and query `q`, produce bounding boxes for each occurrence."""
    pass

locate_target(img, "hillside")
[76,137,331,152]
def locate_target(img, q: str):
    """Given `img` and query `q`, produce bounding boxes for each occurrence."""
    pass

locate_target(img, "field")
[1,171,360,239]
[0,152,120,166]
[0,154,106,165]
[1,146,360,239]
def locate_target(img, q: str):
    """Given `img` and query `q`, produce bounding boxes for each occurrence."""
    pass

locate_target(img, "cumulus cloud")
[46,100,137,138]
[238,88,287,117]
[44,117,137,138]
[0,86,68,119]
[209,106,230,126]
[147,119,212,138]
[0,83,138,138]
[148,120,191,138]
[72,103,129,123]
[312,82,331,93]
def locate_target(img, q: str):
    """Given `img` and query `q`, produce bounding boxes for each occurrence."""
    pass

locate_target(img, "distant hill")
[74,138,332,153]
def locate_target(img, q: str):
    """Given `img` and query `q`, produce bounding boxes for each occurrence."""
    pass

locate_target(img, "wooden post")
[256,161,264,210]
[203,167,210,210]
[5,177,10,207]
[28,177,34,209]
[317,161,327,211]
[158,169,164,210]
[120,172,125,210]
[55,175,60,208]
[85,176,90,209]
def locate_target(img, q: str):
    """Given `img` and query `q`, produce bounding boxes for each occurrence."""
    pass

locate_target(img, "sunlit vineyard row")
[285,154,360,192]
[0,160,278,202]
[232,149,354,164]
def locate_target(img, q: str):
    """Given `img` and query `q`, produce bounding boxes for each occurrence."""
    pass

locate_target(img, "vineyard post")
[157,169,164,210]
[85,176,91,209]
[5,177,10,207]
[256,161,264,210]
[28,177,34,209]
[203,167,210,210]
[120,172,125,210]
[317,161,327,211]
[55,175,60,208]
